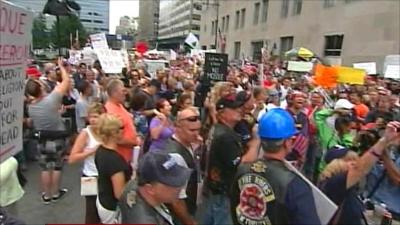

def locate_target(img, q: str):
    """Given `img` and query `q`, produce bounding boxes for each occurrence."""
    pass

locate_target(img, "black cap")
[216,95,242,111]
[324,145,349,164]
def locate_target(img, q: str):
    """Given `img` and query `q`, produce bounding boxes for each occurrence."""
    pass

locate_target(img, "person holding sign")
[25,58,71,204]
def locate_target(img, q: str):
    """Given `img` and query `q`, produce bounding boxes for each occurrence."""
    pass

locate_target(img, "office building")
[199,0,400,72]
[157,0,202,49]
[138,0,160,48]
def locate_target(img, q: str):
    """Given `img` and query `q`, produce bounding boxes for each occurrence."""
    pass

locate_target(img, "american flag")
[292,114,310,158]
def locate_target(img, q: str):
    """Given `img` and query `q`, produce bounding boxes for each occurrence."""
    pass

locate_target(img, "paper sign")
[336,66,365,85]
[384,65,400,79]
[204,53,228,82]
[95,49,125,74]
[0,0,34,162]
[287,61,314,72]
[313,64,338,88]
[170,49,177,60]
[90,33,109,49]
[353,62,376,75]
[120,49,130,69]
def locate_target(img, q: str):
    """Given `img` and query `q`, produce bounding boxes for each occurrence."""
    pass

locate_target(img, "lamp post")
[214,0,219,49]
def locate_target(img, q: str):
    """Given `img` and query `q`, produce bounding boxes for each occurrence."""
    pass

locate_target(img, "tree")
[32,14,50,49]
[50,14,87,49]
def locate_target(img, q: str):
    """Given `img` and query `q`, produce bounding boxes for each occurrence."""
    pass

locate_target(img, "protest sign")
[90,33,109,49]
[384,65,400,79]
[287,61,314,72]
[94,49,125,74]
[336,66,365,85]
[313,64,338,88]
[204,53,228,82]
[0,0,33,162]
[353,62,376,75]
[120,49,130,69]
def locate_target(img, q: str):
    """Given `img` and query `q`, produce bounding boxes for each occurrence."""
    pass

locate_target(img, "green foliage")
[50,14,87,48]
[32,14,50,49]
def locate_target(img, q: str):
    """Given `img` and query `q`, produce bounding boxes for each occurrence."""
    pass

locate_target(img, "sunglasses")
[179,115,200,122]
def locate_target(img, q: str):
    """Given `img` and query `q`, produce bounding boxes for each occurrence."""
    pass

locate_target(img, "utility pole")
[214,0,219,50]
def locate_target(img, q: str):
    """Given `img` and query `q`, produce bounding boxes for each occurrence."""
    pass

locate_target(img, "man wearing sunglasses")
[162,107,202,225]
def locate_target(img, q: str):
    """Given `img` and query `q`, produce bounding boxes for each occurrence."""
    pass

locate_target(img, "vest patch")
[236,174,275,225]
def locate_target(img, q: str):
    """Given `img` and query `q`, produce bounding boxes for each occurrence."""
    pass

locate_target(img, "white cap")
[334,99,354,110]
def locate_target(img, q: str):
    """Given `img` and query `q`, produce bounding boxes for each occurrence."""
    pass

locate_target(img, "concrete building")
[157,0,202,50]
[115,16,138,36]
[138,0,160,47]
[76,0,110,33]
[199,0,400,72]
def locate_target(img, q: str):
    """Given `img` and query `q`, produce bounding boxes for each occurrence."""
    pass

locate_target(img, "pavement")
[14,160,85,225]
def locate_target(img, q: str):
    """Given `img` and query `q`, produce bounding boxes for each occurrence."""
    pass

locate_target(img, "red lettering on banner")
[0,6,27,35]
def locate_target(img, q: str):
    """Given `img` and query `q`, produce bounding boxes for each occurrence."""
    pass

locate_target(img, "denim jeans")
[196,194,233,225]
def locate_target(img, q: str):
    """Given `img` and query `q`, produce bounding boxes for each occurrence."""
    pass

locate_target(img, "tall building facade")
[116,16,138,36]
[138,0,160,48]
[157,0,202,49]
[200,0,400,72]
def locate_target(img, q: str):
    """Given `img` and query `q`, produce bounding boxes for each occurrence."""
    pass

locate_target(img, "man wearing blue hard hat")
[231,108,321,225]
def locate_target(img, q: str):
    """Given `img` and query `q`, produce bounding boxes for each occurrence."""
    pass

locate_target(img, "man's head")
[349,92,362,105]
[236,91,255,114]
[79,63,87,75]
[183,79,195,92]
[216,96,243,126]
[175,107,201,144]
[310,91,324,107]
[44,63,57,81]
[106,79,126,104]
[253,86,267,105]
[138,152,192,204]
[85,69,96,82]
[287,91,306,110]
[25,79,45,98]
[378,95,391,112]
[147,79,161,96]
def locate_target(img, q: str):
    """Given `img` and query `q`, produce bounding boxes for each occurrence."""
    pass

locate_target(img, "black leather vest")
[231,159,296,225]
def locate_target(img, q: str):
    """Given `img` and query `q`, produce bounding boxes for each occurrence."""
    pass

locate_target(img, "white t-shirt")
[82,126,101,176]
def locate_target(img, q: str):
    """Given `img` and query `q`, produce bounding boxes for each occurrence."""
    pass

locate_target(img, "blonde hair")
[87,102,105,115]
[319,151,359,181]
[210,82,232,104]
[96,114,122,143]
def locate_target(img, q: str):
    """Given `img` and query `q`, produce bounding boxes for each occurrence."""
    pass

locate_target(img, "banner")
[0,0,33,162]
[94,49,125,74]
[90,33,109,49]
[204,53,228,82]
[384,65,400,79]
[353,62,376,75]
[287,61,314,72]
[336,66,365,85]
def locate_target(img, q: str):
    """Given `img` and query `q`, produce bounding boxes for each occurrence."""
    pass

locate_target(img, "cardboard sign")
[0,0,33,162]
[94,49,125,74]
[204,53,228,82]
[384,65,400,79]
[353,62,376,75]
[90,33,109,49]
[336,66,365,85]
[287,61,313,72]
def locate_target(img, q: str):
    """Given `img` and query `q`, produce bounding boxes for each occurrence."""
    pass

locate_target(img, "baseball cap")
[334,99,354,110]
[138,152,192,187]
[324,145,349,164]
[236,91,251,106]
[26,67,41,78]
[216,95,242,111]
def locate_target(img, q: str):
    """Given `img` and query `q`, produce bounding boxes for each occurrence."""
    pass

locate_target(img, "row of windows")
[207,0,361,34]
[80,19,104,24]
[207,34,344,60]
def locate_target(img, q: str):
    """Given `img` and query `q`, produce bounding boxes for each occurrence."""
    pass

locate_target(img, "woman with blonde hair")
[69,102,105,224]
[203,81,234,125]
[94,114,132,224]
[319,121,400,225]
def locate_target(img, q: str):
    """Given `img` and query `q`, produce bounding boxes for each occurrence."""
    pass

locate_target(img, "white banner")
[94,49,125,74]
[384,65,400,79]
[0,0,33,162]
[90,33,109,49]
[287,61,313,72]
[353,62,376,75]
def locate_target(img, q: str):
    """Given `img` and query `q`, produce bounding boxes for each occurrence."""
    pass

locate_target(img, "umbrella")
[285,47,314,59]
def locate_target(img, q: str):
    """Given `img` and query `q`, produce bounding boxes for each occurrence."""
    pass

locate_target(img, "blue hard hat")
[258,108,297,139]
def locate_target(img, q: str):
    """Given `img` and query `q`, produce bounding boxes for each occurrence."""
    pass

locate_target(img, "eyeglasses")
[179,115,200,122]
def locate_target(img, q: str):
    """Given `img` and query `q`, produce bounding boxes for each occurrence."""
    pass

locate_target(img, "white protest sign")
[0,0,33,163]
[94,49,125,74]
[353,62,376,75]
[384,65,400,79]
[287,61,313,72]
[120,49,130,69]
[170,49,177,60]
[90,33,109,49]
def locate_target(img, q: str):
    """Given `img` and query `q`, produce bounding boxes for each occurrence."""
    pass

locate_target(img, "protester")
[75,80,93,132]
[119,152,192,224]
[74,63,87,88]
[95,114,132,224]
[149,98,175,152]
[69,102,105,224]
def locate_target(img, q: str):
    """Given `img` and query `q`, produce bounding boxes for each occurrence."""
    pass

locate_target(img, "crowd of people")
[0,53,399,225]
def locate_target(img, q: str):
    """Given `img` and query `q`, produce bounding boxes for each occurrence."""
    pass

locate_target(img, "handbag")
[80,176,98,196]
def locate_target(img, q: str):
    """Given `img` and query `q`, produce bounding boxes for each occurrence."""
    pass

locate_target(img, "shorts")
[38,140,65,171]
[96,197,119,224]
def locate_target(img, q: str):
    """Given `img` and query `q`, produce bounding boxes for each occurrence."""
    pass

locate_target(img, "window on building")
[241,8,246,28]
[235,10,240,29]
[222,17,225,32]
[324,34,344,56]
[226,15,230,31]
[345,0,359,3]
[280,36,293,55]
[211,21,215,35]
[80,19,91,23]
[254,3,260,25]
[202,45,207,50]
[234,41,241,59]
[292,0,302,15]
[281,0,289,18]
[324,0,335,8]
[93,20,103,24]
[210,44,216,49]
[261,0,269,23]
[252,41,264,63]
